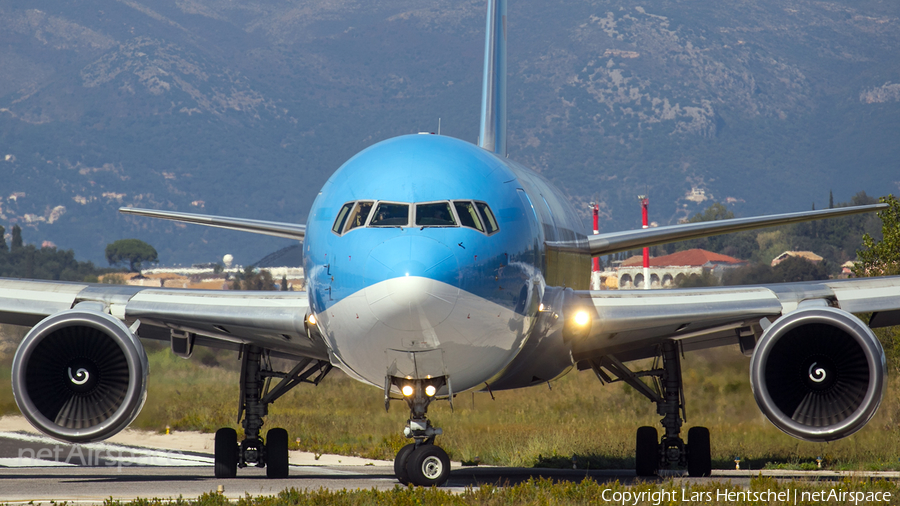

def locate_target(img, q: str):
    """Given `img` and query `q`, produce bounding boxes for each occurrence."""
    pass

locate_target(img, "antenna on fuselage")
[438,117,441,136]
[478,0,507,158]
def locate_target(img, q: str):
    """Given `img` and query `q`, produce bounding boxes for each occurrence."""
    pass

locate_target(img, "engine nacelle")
[11,309,148,443]
[750,307,885,442]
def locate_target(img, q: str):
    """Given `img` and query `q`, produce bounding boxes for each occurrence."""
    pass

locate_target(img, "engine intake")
[750,307,885,442]
[12,309,148,443]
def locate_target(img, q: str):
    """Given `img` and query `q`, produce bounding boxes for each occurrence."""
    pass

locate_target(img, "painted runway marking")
[0,431,212,467]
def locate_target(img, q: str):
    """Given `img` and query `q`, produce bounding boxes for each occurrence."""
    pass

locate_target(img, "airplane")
[4,0,899,487]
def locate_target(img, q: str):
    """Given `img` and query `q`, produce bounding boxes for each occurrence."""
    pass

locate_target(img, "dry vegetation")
[3,325,900,471]
[58,477,900,505]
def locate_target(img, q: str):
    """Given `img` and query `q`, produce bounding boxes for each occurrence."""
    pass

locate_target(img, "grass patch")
[3,325,900,471]
[34,477,900,505]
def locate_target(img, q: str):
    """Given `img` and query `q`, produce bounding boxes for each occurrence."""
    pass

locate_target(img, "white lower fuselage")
[303,134,591,394]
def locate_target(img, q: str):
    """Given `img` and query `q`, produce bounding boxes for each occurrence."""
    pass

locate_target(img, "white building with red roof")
[615,248,747,289]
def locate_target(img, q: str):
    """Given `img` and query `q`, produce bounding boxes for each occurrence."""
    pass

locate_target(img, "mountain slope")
[1,0,898,265]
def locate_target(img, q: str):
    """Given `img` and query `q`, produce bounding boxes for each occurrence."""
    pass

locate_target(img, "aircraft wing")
[566,204,886,257]
[569,276,900,365]
[0,278,328,361]
[119,207,307,241]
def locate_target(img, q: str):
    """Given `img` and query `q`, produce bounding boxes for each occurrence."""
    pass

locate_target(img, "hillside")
[1,0,898,264]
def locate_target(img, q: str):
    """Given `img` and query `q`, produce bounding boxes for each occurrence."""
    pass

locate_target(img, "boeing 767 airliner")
[3,0,899,486]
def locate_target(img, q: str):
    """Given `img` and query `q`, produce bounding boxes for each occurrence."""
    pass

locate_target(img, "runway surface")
[2,429,898,503]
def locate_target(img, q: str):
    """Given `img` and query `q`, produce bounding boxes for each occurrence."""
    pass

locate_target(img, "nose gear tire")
[394,443,417,485]
[405,444,450,486]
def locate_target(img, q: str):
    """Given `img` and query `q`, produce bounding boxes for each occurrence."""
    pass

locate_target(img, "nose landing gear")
[388,377,451,486]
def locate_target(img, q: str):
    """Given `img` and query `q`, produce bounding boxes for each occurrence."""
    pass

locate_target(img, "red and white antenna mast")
[589,202,601,290]
[638,195,650,289]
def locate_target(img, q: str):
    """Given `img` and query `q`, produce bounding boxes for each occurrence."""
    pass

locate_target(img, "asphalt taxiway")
[1,419,898,503]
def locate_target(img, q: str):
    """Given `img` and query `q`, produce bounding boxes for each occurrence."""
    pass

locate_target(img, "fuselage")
[304,134,590,393]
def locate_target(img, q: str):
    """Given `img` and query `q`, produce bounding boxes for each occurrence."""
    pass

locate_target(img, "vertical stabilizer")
[478,0,507,156]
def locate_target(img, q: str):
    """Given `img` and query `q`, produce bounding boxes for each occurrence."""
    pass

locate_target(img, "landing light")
[574,310,591,326]
[402,385,414,397]
[425,385,437,397]
[307,313,317,326]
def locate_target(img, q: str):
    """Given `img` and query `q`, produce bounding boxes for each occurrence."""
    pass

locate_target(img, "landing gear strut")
[214,345,332,478]
[389,377,451,486]
[590,341,711,477]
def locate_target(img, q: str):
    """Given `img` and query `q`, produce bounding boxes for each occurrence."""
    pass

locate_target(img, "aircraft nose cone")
[365,236,459,332]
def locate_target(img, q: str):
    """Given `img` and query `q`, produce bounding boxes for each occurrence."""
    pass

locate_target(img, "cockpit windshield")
[370,203,409,226]
[453,201,484,233]
[332,202,353,234]
[346,201,373,232]
[332,200,498,236]
[416,202,456,227]
[476,202,499,234]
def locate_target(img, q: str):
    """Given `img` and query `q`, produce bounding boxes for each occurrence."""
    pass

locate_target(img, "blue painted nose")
[364,236,460,332]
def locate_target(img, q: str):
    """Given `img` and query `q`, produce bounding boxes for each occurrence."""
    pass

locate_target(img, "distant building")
[770,251,823,267]
[840,260,856,279]
[616,248,747,289]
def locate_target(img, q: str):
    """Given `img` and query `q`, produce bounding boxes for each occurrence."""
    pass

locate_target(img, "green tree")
[11,225,22,250]
[231,266,277,290]
[105,239,159,272]
[772,256,829,282]
[677,270,719,287]
[722,263,778,286]
[0,225,6,252]
[852,195,900,372]
[688,202,734,223]
[854,195,900,277]
[673,202,759,260]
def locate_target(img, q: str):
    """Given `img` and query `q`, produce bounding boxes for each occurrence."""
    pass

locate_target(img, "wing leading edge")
[546,204,887,257]
[570,276,900,364]
[119,207,306,241]
[0,279,328,360]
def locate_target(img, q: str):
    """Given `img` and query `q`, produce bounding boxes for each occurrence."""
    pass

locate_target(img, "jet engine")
[750,306,885,442]
[11,308,148,443]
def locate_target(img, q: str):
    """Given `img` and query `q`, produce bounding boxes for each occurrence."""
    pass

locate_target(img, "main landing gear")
[589,341,712,478]
[214,345,332,478]
[389,377,451,486]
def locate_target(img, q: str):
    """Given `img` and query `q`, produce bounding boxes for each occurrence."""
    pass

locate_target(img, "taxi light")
[574,310,590,326]
[307,313,317,326]
[402,385,414,397]
[425,385,437,397]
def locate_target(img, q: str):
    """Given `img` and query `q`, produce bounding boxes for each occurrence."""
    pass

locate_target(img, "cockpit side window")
[476,202,499,235]
[346,201,374,232]
[453,201,484,232]
[416,202,457,227]
[332,202,354,234]
[370,202,410,227]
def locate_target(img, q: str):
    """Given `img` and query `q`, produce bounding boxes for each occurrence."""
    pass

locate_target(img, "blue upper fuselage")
[305,134,546,316]
[302,133,590,389]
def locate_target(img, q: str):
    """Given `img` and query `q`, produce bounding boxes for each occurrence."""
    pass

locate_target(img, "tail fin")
[478,0,507,157]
